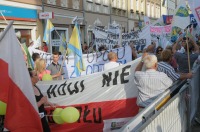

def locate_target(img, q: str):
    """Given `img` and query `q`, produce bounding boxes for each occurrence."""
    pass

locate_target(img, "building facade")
[0,0,42,45]
[0,0,163,53]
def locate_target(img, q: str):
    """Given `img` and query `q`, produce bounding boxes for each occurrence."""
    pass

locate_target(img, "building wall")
[0,0,42,44]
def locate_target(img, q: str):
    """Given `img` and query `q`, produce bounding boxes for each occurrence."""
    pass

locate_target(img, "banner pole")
[186,28,191,72]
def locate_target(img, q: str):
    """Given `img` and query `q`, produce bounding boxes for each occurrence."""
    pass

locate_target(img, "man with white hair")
[134,53,173,112]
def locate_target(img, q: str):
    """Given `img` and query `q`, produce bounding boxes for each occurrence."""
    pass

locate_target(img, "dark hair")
[32,53,40,62]
[43,42,47,46]
[156,46,163,54]
[53,51,60,56]
[28,68,33,77]
[161,50,172,62]
[183,37,187,41]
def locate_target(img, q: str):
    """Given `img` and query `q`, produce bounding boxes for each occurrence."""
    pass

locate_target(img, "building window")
[112,0,117,8]
[73,0,80,9]
[103,0,109,6]
[87,2,93,11]
[130,0,134,10]
[141,1,144,12]
[103,6,109,14]
[95,4,101,12]
[95,0,101,4]
[47,0,56,5]
[117,0,121,9]
[61,0,68,7]
[136,0,139,11]
[151,4,154,18]
[147,3,150,17]
[122,1,126,10]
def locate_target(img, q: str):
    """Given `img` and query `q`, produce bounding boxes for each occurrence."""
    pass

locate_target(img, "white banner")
[36,57,141,131]
[31,46,132,79]
[150,25,172,48]
[122,26,151,51]
[93,26,119,50]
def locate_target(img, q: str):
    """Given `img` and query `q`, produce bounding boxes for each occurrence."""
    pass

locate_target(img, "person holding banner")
[104,52,121,71]
[47,51,64,80]
[134,53,173,111]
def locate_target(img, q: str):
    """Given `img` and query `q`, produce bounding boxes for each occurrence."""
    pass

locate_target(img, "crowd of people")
[16,30,200,131]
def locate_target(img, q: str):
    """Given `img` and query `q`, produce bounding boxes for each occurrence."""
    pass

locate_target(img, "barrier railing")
[120,65,200,132]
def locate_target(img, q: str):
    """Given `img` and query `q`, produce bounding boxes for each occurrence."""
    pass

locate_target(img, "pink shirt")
[38,70,51,80]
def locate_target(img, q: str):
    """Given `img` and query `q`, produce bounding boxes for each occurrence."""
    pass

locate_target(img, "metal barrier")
[120,65,200,132]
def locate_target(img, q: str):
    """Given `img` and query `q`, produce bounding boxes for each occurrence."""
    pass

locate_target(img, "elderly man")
[104,52,121,71]
[134,53,173,111]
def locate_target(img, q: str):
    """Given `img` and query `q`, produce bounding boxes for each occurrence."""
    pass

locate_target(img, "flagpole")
[0,13,27,59]
[0,12,9,25]
[186,27,191,72]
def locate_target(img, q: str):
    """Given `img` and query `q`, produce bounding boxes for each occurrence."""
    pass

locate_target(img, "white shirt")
[134,69,173,107]
[104,61,121,71]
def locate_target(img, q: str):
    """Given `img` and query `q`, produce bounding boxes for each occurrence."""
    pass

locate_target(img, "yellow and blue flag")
[59,33,67,54]
[68,23,85,77]
[43,19,54,45]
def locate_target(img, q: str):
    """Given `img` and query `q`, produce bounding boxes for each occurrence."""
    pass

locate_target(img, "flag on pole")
[0,22,42,131]
[59,33,67,54]
[33,35,41,49]
[22,43,34,69]
[43,19,54,45]
[172,0,190,29]
[67,23,85,77]
[188,0,200,28]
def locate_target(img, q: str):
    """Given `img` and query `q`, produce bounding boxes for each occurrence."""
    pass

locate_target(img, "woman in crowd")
[156,46,163,62]
[34,58,51,80]
[28,68,55,132]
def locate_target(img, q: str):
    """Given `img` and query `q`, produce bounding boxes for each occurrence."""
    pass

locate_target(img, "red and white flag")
[0,22,42,131]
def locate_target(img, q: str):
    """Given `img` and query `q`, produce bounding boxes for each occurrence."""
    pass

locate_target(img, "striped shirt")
[134,69,173,107]
[157,61,180,82]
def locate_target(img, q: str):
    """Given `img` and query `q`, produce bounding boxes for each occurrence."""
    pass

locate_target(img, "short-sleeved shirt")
[134,69,173,107]
[104,61,121,71]
[174,52,198,73]
[157,61,180,82]
[46,62,64,80]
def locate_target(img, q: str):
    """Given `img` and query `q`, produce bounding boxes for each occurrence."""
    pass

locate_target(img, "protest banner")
[93,26,119,50]
[121,26,151,51]
[36,57,141,131]
[31,46,132,79]
[150,25,172,48]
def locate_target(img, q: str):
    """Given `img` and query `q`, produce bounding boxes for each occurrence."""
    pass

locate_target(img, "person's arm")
[51,72,61,78]
[172,37,182,54]
[37,96,47,107]
[189,37,199,53]
[179,72,193,80]
[135,53,148,72]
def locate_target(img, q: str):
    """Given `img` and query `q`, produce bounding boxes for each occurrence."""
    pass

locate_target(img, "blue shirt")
[157,61,180,82]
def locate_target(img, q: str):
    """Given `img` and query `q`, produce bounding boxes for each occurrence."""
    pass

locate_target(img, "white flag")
[188,0,200,28]
[172,0,190,29]
[33,35,41,48]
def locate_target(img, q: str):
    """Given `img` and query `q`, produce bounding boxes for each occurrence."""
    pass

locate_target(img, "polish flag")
[0,22,42,131]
